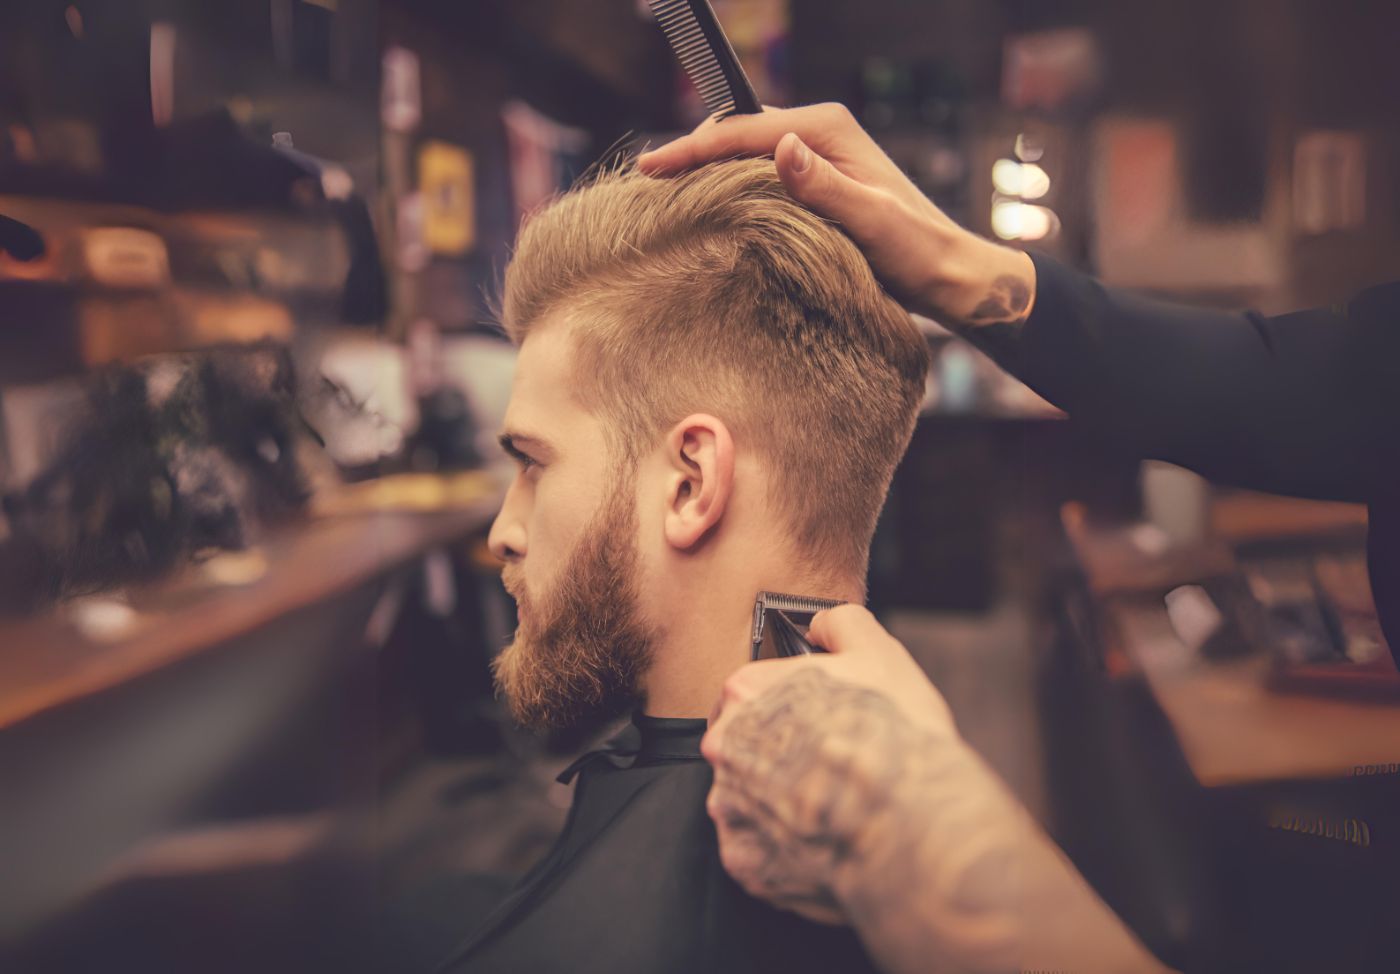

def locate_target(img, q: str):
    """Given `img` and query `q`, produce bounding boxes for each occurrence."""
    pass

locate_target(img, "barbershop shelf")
[0,470,506,732]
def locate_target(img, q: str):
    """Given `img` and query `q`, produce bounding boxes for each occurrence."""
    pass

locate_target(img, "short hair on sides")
[501,158,931,585]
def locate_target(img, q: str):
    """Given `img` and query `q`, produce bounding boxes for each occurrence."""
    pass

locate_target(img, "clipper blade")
[751,590,846,660]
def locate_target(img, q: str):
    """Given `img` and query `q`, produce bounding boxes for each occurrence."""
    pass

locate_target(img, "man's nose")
[488,505,526,563]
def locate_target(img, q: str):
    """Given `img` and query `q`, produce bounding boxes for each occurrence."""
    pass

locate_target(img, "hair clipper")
[751,591,846,661]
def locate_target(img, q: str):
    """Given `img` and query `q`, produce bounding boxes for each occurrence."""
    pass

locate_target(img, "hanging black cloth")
[435,712,881,974]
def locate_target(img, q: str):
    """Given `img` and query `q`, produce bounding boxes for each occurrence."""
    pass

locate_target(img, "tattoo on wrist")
[950,272,1034,374]
[967,274,1032,324]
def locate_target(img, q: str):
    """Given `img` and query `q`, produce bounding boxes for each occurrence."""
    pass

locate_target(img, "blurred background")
[1,1,1398,972]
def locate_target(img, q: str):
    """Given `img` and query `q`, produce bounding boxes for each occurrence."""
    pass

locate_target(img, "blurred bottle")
[404,319,480,471]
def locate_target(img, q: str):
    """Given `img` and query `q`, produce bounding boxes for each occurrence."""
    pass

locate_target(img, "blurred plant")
[0,342,330,614]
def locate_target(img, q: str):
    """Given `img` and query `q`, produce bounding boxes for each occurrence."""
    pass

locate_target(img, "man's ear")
[661,413,735,551]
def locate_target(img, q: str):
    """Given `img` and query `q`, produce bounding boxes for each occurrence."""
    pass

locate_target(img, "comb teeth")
[647,0,757,118]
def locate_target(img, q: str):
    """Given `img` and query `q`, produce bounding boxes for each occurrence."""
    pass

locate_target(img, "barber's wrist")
[915,231,1037,333]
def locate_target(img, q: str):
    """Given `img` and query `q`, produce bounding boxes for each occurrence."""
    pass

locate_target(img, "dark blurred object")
[270,131,387,325]
[0,213,44,261]
[1243,557,1341,664]
[402,320,482,473]
[0,343,321,614]
[1261,550,1400,697]
[3,108,318,211]
[378,546,503,759]
[406,386,482,473]
[334,195,389,324]
[857,56,967,134]
[857,56,915,130]
[11,842,378,974]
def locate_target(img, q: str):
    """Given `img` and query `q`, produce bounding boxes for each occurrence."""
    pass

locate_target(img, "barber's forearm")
[834,726,1176,974]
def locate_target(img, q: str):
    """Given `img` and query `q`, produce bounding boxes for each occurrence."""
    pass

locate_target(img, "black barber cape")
[436,713,880,974]
[1010,254,1400,662]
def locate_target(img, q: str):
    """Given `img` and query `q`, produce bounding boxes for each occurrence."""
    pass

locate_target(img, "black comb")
[648,0,762,119]
[751,591,846,660]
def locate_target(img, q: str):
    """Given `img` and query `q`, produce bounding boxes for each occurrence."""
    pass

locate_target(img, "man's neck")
[641,575,864,719]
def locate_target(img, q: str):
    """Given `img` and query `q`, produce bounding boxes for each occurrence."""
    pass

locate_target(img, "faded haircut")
[500,158,930,582]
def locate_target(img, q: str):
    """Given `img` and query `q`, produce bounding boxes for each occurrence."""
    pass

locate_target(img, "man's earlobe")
[662,414,734,550]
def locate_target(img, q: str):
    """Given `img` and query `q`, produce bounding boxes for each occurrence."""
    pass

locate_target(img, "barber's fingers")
[805,604,897,656]
[772,133,901,246]
[635,101,873,175]
[641,105,823,175]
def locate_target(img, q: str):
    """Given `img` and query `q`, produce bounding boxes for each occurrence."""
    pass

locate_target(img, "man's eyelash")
[499,435,539,469]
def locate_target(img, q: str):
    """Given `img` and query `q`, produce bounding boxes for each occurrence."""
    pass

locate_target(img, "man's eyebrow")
[497,430,556,461]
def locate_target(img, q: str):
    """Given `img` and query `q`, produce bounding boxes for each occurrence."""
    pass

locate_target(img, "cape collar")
[556,711,708,784]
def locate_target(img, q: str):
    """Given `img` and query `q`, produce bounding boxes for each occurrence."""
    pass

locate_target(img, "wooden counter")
[1103,598,1400,786]
[0,471,505,731]
[1065,490,1400,787]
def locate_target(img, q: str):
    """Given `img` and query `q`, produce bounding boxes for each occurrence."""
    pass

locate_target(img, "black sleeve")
[986,253,1400,505]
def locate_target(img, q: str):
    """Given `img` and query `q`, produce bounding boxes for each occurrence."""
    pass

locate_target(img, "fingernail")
[790,136,811,174]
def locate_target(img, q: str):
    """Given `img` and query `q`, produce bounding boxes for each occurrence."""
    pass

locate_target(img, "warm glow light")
[991,201,1058,241]
[991,159,1051,199]
[991,200,1024,239]
[1020,163,1051,199]
[992,159,1023,195]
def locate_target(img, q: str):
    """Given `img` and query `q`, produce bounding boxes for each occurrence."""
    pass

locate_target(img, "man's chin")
[492,638,638,734]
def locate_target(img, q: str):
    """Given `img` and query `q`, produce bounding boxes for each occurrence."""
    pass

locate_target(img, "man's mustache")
[501,569,527,606]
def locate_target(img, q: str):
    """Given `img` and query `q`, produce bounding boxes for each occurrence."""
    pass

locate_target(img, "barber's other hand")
[700,605,955,924]
[638,104,1036,329]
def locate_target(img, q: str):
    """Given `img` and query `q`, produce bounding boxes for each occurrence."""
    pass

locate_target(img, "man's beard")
[493,477,658,732]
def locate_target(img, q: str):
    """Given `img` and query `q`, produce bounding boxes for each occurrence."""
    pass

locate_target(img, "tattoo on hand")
[713,668,1036,971]
[714,669,911,911]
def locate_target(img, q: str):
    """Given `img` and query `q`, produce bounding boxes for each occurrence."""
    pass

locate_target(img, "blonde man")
[436,159,929,973]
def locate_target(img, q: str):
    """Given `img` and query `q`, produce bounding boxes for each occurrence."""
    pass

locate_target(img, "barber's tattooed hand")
[706,665,1031,971]
[702,606,1178,974]
[705,668,913,922]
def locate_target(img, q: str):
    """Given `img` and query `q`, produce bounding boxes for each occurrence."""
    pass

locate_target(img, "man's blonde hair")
[501,158,930,581]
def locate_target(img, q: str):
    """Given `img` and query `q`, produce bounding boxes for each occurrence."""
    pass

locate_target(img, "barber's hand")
[700,605,955,924]
[639,104,1036,329]
[703,605,1179,974]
